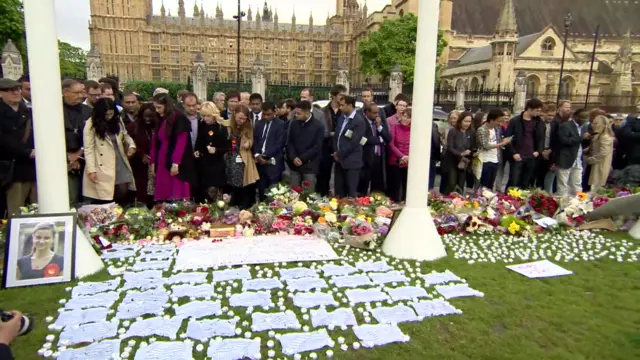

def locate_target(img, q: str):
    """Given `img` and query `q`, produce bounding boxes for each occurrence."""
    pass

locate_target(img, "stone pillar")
[192,52,208,101]
[336,67,350,94]
[1,39,24,80]
[513,71,527,114]
[455,83,465,111]
[388,64,403,103]
[85,45,104,81]
[251,57,266,99]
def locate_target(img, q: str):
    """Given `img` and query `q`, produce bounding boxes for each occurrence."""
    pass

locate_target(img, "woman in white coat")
[83,98,136,204]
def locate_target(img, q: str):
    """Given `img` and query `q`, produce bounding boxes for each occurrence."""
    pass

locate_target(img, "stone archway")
[525,74,541,100]
[559,75,576,101]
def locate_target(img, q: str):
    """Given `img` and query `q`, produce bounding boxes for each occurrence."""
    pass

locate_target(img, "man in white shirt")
[183,93,200,150]
[249,93,263,128]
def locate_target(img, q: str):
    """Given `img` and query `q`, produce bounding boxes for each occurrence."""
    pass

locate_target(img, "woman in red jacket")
[387,107,412,202]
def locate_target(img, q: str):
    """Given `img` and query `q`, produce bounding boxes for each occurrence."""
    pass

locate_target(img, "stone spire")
[274,9,279,30]
[363,1,368,18]
[495,0,518,38]
[193,3,199,17]
[291,9,296,31]
[199,2,206,26]
[620,29,633,59]
[1,39,23,80]
[262,1,271,22]
[247,5,252,21]
[257,9,262,28]
[309,11,313,30]
[325,13,330,33]
[178,0,186,23]
[160,0,166,18]
[215,2,223,20]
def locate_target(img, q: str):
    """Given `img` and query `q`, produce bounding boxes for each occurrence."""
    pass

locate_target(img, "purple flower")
[378,225,389,236]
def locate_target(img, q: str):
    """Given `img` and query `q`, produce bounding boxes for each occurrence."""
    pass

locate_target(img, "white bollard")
[381,0,447,261]
[23,0,104,277]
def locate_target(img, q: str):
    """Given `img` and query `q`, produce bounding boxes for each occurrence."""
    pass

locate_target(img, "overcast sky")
[54,0,390,50]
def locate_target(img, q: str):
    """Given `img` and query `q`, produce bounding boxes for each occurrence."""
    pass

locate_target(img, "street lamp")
[556,12,573,103]
[232,0,246,86]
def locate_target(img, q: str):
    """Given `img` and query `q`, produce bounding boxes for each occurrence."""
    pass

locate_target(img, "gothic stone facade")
[88,0,358,85]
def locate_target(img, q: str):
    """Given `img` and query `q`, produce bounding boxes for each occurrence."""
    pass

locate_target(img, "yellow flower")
[576,192,588,201]
[366,217,372,223]
[357,214,366,220]
[473,201,480,208]
[508,221,521,235]
[324,212,337,223]
[508,188,522,199]
[329,199,338,210]
[292,201,308,214]
[114,207,123,216]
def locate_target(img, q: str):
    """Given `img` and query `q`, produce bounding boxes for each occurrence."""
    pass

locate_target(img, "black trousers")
[534,158,551,189]
[315,154,334,196]
[387,165,408,202]
[508,157,536,189]
[257,165,282,202]
[334,163,359,198]
[444,166,466,195]
[230,183,257,210]
[358,155,384,195]
[480,162,499,189]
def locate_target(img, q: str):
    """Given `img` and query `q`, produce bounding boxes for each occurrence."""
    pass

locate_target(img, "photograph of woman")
[16,222,64,280]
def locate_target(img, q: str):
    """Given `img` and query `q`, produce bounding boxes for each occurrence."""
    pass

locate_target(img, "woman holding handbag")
[83,98,136,204]
[586,115,614,190]
[225,105,259,209]
[442,111,476,195]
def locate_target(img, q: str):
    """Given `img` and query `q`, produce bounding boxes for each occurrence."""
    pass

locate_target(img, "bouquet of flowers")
[266,183,300,206]
[500,215,531,236]
[527,191,559,217]
[342,219,379,249]
[554,193,594,227]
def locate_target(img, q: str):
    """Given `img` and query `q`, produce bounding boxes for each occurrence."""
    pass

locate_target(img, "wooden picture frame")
[2,213,77,289]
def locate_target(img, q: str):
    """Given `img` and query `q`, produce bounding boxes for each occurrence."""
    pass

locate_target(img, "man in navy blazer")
[333,95,366,198]
[253,101,286,201]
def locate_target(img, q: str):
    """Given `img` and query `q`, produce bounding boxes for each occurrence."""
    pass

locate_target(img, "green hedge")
[267,85,331,102]
[123,81,191,100]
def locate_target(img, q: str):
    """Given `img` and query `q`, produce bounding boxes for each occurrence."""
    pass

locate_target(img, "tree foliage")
[358,13,447,83]
[0,0,27,76]
[58,41,87,79]
[124,81,191,101]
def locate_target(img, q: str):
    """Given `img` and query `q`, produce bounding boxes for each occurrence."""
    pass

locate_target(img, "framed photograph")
[2,213,77,289]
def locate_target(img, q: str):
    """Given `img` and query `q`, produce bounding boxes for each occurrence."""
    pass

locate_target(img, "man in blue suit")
[333,95,366,198]
[253,101,286,201]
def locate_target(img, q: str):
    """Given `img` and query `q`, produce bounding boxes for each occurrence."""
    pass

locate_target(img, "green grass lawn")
[3,232,640,360]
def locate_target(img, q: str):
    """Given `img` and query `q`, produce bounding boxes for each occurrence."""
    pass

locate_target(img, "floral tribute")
[7,184,638,255]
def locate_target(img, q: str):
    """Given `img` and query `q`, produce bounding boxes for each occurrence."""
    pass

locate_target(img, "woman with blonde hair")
[17,222,64,280]
[194,101,229,201]
[225,105,259,209]
[585,115,614,190]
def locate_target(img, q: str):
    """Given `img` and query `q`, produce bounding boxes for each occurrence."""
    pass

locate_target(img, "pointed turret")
[215,2,223,20]
[325,13,330,33]
[494,0,518,38]
[178,0,186,23]
[160,1,166,18]
[262,1,271,22]
[363,1,368,18]
[291,10,296,31]
[274,9,279,30]
[199,2,206,26]
[193,3,199,17]
[257,9,262,28]
[247,5,253,21]
[309,12,313,29]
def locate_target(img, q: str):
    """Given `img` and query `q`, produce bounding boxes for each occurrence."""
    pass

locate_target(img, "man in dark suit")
[254,101,285,201]
[358,102,391,195]
[554,110,591,197]
[333,95,366,198]
[249,93,263,128]
[222,91,241,120]
[287,101,325,189]
[318,85,348,196]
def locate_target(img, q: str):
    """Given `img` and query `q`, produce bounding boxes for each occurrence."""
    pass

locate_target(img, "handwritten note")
[506,260,572,279]
[174,235,340,270]
[533,216,558,228]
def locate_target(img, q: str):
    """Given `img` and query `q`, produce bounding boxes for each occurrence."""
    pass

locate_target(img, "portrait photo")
[2,213,76,289]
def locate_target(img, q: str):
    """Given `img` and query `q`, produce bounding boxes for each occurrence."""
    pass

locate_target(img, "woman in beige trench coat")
[83,98,136,203]
[586,115,614,190]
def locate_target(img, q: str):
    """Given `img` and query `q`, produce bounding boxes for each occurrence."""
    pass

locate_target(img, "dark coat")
[0,100,35,183]
[254,118,286,170]
[503,113,545,160]
[333,110,366,170]
[442,128,476,169]
[432,122,442,162]
[195,121,229,188]
[619,115,640,166]
[154,111,198,186]
[286,115,325,174]
[360,114,392,167]
[554,120,583,169]
[62,101,92,152]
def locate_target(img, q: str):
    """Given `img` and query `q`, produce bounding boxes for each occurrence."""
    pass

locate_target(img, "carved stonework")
[1,40,23,80]
[336,69,349,94]
[192,53,208,101]
[388,64,403,103]
[455,83,466,111]
[85,45,104,81]
[513,71,527,114]
[251,57,266,99]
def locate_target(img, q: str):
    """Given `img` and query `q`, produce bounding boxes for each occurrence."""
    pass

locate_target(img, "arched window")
[399,10,404,17]
[541,37,556,55]
[559,76,575,100]
[526,75,540,99]
[470,77,480,91]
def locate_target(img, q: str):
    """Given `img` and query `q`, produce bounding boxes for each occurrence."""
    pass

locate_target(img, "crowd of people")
[1,74,639,217]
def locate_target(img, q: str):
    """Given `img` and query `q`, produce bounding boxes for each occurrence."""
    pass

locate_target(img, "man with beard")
[18,75,31,108]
